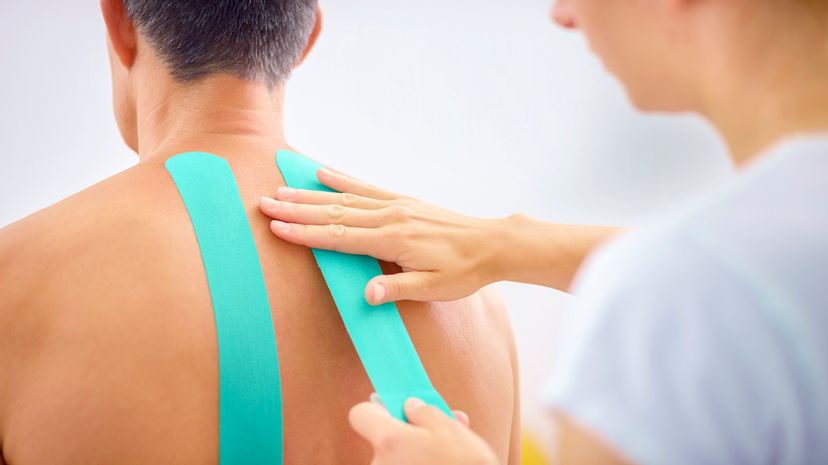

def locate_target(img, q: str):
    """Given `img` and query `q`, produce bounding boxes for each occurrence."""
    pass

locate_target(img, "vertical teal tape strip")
[276,150,452,421]
[167,153,283,465]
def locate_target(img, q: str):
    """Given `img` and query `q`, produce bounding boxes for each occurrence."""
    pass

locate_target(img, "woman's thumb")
[365,272,433,305]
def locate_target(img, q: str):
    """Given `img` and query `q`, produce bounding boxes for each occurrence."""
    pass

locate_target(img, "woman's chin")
[623,87,694,114]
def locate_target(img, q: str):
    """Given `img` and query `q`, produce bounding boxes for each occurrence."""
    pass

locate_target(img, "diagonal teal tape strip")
[276,150,452,422]
[167,152,283,465]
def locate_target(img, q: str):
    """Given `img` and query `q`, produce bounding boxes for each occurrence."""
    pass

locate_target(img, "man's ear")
[100,0,138,69]
[296,6,324,67]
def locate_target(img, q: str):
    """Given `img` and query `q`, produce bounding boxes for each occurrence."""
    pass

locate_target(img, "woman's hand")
[349,398,498,465]
[260,168,504,304]
[260,168,621,304]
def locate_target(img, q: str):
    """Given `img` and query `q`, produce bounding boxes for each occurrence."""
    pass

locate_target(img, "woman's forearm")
[487,214,622,292]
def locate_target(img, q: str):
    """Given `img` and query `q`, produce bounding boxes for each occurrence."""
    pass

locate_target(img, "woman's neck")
[700,6,828,166]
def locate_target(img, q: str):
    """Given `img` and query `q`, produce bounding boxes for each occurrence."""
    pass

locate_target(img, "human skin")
[260,173,620,305]
[0,1,522,464]
[259,0,828,464]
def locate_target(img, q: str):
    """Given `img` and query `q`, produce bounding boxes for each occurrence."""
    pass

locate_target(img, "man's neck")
[699,7,828,167]
[135,74,287,164]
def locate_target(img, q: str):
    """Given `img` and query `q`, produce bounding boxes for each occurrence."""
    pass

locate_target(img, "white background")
[0,0,732,445]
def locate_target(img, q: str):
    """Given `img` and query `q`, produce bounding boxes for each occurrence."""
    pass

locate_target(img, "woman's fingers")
[349,400,468,449]
[452,410,471,428]
[317,168,399,201]
[270,220,390,257]
[403,398,456,430]
[366,271,436,305]
[274,186,387,210]
[365,394,468,428]
[260,197,384,228]
[349,402,412,446]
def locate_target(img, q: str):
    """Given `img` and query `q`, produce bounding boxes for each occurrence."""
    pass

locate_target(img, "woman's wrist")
[480,213,547,287]
[475,215,519,287]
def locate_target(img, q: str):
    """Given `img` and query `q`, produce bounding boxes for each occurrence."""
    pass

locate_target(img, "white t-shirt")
[546,135,828,465]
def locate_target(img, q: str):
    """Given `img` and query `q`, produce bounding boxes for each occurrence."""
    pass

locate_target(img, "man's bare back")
[0,1,520,462]
[0,145,519,464]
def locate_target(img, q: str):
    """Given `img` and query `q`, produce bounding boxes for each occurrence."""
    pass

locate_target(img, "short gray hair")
[123,0,318,87]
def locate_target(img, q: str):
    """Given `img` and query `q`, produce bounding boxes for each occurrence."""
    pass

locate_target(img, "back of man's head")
[122,0,318,88]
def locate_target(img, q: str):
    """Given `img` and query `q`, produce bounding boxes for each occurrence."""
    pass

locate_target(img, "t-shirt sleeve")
[545,230,801,465]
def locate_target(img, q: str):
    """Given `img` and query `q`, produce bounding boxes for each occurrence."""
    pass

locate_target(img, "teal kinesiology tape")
[276,150,453,421]
[167,153,283,465]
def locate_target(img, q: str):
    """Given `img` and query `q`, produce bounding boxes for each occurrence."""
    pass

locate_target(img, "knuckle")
[396,281,410,297]
[285,201,299,217]
[388,278,407,296]
[378,231,405,263]
[390,205,414,222]
[300,224,314,240]
[385,247,404,265]
[328,223,346,239]
[418,272,435,287]
[326,204,346,220]
[381,206,413,227]
[339,192,358,206]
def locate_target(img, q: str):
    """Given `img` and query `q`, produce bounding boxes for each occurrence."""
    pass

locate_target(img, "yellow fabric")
[521,432,551,465]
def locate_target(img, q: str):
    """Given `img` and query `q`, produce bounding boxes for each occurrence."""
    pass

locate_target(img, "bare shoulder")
[475,284,513,336]
[0,161,204,363]
[0,163,218,463]
[474,285,522,464]
[0,164,205,372]
[0,163,197,314]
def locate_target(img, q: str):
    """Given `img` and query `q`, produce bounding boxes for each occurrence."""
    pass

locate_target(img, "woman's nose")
[551,0,578,29]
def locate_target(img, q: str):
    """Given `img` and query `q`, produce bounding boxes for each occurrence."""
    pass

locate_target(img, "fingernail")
[319,168,335,178]
[277,186,296,199]
[271,220,290,234]
[406,398,425,410]
[373,283,386,304]
[369,393,382,405]
[260,196,280,209]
